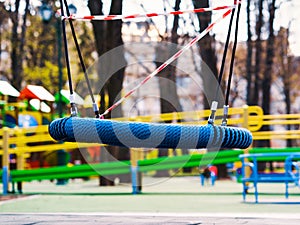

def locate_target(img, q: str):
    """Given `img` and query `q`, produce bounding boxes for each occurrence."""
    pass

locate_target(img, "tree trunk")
[157,0,182,115]
[261,0,275,117]
[10,0,21,90]
[192,0,218,109]
[253,0,264,107]
[246,0,254,105]
[155,0,183,177]
[0,2,5,69]
[284,55,292,147]
[88,0,129,186]
[9,0,29,97]
[252,0,264,159]
[257,0,277,171]
[88,0,106,113]
[193,0,228,178]
[279,27,292,147]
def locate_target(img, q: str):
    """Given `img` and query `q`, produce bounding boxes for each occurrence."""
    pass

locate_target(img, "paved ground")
[2,213,300,225]
[1,176,300,224]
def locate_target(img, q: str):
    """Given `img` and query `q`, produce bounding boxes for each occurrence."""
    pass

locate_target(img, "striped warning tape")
[100,9,233,118]
[63,4,237,21]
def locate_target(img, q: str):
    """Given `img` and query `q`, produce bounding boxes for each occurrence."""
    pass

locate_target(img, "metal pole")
[2,127,9,195]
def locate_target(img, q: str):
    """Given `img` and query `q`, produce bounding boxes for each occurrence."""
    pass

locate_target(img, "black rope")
[214,6,236,101]
[63,0,100,118]
[59,0,77,116]
[225,2,242,106]
[208,2,236,125]
[221,1,242,126]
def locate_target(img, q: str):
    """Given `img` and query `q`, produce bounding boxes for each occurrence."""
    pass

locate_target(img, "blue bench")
[239,153,300,203]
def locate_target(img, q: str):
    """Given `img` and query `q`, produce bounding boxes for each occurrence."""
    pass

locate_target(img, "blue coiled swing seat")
[49,117,252,149]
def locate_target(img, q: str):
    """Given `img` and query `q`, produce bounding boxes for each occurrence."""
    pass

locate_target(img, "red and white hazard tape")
[64,5,237,21]
[99,9,233,117]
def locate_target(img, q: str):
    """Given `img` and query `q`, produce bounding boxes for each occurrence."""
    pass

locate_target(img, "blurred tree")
[258,0,276,171]
[8,0,30,91]
[277,27,293,147]
[0,2,9,71]
[192,0,218,109]
[246,0,254,104]
[261,0,276,125]
[88,0,126,118]
[1,0,62,91]
[0,0,94,95]
[154,0,184,177]
[156,0,182,115]
[23,10,58,88]
[88,0,129,186]
[192,0,228,178]
[252,0,264,107]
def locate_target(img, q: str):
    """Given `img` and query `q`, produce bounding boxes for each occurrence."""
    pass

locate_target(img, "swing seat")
[49,117,252,149]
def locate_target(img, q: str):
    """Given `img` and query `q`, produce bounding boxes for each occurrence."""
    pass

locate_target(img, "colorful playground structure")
[239,152,300,203]
[1,103,300,202]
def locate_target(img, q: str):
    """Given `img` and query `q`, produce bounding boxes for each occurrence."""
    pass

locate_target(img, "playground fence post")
[2,127,9,195]
[242,105,249,129]
[16,128,25,170]
[130,148,143,194]
[242,105,251,189]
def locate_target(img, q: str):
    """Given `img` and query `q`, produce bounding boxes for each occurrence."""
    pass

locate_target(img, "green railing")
[3,147,300,184]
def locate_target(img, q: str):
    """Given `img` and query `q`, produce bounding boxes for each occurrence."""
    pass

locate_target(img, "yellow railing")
[1,105,300,171]
[0,125,102,171]
[117,105,264,131]
[251,113,300,140]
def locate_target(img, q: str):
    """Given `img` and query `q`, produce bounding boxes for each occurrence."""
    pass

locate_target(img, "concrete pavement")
[1,176,300,224]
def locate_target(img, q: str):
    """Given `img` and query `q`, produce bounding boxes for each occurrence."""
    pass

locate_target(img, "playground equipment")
[47,1,252,154]
[1,1,299,198]
[19,85,55,123]
[0,124,102,194]
[55,89,85,106]
[19,85,55,102]
[240,153,300,203]
[2,105,300,195]
[49,116,252,149]
[0,84,56,128]
[0,81,21,128]
[0,81,20,98]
